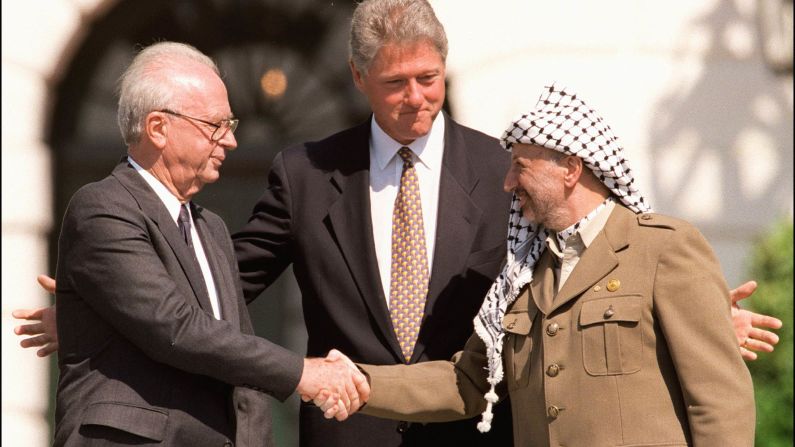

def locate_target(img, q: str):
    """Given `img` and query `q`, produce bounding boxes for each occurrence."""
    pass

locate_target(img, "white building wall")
[433,0,793,286]
[2,0,115,445]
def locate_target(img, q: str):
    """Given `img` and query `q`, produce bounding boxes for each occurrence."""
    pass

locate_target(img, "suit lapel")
[411,117,482,362]
[193,206,240,327]
[111,159,215,315]
[324,123,405,361]
[549,205,632,313]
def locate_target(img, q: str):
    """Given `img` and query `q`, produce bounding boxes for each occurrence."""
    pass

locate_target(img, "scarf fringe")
[476,382,501,432]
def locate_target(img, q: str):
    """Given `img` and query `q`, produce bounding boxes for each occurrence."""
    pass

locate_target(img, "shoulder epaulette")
[636,213,679,230]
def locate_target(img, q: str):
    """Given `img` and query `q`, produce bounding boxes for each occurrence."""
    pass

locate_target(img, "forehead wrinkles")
[371,41,443,76]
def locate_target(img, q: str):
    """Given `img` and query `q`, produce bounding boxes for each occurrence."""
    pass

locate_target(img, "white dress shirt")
[369,113,445,309]
[128,156,222,319]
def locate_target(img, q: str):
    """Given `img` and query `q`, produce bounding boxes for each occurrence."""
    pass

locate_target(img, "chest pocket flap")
[580,295,642,326]
[501,297,538,388]
[502,306,538,335]
[579,295,643,376]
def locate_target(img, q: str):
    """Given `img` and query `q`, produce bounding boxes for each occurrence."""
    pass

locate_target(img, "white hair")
[117,41,219,146]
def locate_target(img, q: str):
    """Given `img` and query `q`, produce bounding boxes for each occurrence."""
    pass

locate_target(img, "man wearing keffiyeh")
[347,83,757,446]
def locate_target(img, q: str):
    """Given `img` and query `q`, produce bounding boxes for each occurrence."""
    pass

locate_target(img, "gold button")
[641,214,652,220]
[604,306,615,319]
[607,279,621,292]
[593,285,602,292]
[547,405,560,418]
[546,364,560,377]
[546,322,559,336]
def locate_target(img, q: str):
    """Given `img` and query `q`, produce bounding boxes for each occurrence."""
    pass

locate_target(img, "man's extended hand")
[12,275,58,357]
[311,349,370,419]
[297,349,370,421]
[730,280,782,361]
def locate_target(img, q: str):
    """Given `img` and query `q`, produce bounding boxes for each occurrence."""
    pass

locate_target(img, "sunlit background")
[2,0,792,445]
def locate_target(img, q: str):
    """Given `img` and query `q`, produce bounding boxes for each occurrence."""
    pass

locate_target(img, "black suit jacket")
[54,159,303,446]
[234,114,514,446]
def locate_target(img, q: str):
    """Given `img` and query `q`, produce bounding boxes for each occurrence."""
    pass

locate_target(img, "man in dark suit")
[231,0,513,445]
[51,41,366,446]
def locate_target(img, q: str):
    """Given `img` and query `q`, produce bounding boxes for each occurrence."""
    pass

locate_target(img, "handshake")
[296,349,370,421]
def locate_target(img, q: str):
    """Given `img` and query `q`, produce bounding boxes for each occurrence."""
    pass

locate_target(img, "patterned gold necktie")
[389,147,430,363]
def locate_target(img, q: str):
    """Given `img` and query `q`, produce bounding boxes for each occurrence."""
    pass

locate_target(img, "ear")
[350,59,365,92]
[146,111,168,150]
[562,155,583,188]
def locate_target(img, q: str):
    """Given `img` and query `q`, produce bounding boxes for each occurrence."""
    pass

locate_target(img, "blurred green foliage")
[746,219,793,447]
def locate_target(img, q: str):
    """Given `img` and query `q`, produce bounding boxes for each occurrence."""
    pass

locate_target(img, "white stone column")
[1,0,113,444]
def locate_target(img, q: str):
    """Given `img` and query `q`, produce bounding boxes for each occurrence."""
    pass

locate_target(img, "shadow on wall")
[647,0,793,234]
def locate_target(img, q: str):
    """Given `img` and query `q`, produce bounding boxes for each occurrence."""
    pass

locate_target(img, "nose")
[219,129,237,151]
[404,79,424,108]
[503,168,517,193]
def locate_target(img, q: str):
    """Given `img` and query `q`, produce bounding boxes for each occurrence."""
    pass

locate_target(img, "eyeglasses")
[158,109,239,142]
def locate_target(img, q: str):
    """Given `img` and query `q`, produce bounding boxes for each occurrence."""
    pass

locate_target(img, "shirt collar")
[127,156,187,225]
[550,197,616,252]
[370,112,446,171]
[577,198,615,247]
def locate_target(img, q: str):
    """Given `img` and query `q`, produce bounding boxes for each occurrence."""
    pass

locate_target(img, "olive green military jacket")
[360,205,755,447]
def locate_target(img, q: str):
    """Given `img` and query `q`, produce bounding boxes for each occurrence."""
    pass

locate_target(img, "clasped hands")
[297,349,370,421]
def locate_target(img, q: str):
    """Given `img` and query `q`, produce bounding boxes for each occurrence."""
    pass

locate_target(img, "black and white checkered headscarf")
[473,83,652,432]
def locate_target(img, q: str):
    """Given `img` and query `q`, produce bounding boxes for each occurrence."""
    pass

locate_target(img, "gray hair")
[349,0,448,75]
[117,41,219,146]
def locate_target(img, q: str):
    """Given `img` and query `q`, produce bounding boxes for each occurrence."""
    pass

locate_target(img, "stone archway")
[2,1,119,444]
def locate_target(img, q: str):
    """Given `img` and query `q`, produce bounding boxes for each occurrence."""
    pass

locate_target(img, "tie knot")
[178,204,191,224]
[178,204,194,248]
[398,147,414,165]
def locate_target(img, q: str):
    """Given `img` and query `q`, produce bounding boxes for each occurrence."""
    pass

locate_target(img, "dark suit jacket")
[233,114,514,446]
[54,159,304,446]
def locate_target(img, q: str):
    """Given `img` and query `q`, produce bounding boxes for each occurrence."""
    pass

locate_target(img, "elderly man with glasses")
[47,41,368,447]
